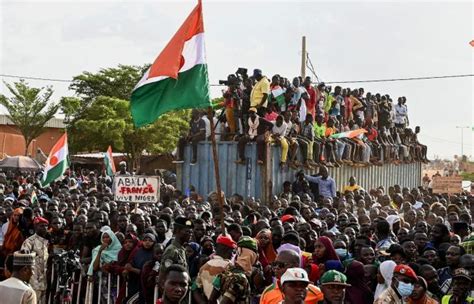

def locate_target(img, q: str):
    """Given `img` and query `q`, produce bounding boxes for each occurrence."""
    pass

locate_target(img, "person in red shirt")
[303,77,316,119]
[365,119,383,164]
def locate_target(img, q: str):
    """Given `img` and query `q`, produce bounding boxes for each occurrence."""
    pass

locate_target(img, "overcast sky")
[1,0,473,159]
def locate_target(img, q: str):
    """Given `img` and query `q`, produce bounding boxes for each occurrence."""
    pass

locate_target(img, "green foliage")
[0,80,59,155]
[461,172,474,181]
[62,65,191,166]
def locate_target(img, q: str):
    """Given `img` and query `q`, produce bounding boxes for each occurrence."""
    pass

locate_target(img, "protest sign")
[114,176,160,203]
[432,176,462,194]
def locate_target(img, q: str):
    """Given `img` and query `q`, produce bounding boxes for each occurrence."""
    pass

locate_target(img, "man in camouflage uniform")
[20,217,49,304]
[192,234,237,303]
[209,236,259,304]
[158,217,193,285]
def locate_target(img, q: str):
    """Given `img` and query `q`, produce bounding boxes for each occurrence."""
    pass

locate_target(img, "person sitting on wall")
[236,108,274,166]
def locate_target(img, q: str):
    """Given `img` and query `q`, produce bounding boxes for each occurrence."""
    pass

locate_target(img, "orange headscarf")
[256,229,277,264]
[2,208,24,256]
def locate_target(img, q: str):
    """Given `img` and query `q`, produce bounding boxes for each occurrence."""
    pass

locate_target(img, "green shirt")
[314,123,327,139]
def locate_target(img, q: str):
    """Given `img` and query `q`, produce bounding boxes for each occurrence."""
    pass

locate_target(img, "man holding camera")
[222,74,243,139]
[21,216,49,304]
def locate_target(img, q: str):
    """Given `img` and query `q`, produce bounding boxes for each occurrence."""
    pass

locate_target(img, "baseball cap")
[394,264,417,281]
[320,270,350,286]
[217,234,237,249]
[452,268,472,281]
[33,217,49,225]
[253,69,262,77]
[281,268,310,285]
[281,214,295,223]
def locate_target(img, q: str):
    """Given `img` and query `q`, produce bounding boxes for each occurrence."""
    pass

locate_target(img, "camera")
[51,250,81,304]
[220,74,242,87]
[236,67,248,76]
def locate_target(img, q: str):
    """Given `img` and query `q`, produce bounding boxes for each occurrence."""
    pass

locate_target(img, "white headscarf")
[374,260,396,299]
[386,215,400,230]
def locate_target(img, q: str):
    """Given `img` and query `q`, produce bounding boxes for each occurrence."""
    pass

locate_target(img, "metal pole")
[84,281,89,304]
[48,265,55,304]
[208,107,226,233]
[301,36,306,79]
[116,275,120,301]
[107,273,111,304]
[76,273,83,304]
[70,272,76,304]
[455,126,469,158]
[154,285,159,303]
[98,273,102,304]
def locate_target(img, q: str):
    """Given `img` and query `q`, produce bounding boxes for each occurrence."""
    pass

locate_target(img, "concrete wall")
[177,142,423,201]
[0,125,64,157]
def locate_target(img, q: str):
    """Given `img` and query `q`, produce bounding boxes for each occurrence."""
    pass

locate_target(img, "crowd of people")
[176,68,429,168]
[0,160,472,304]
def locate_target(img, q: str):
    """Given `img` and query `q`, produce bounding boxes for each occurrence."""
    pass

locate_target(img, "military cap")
[237,236,258,252]
[320,270,350,286]
[174,216,193,228]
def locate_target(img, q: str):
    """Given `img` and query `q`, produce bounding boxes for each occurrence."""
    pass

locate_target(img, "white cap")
[281,268,310,285]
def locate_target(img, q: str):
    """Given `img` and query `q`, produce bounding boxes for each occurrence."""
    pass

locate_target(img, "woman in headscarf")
[140,244,164,304]
[124,233,156,303]
[345,260,374,304]
[256,229,277,285]
[386,215,401,236]
[313,236,339,264]
[256,229,277,266]
[374,260,396,300]
[1,208,24,258]
[88,228,122,304]
[106,233,140,304]
[185,242,201,279]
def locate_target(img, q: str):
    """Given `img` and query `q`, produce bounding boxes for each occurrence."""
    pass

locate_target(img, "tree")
[0,80,59,155]
[61,65,190,170]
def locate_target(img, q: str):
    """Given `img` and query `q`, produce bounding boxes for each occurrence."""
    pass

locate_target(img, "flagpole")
[207,107,226,234]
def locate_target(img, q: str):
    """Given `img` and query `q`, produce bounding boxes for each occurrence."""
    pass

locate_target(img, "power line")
[0,74,72,83]
[324,74,474,84]
[1,72,473,86]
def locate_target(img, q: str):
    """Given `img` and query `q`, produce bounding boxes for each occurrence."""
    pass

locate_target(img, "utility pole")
[301,36,306,79]
[455,126,470,157]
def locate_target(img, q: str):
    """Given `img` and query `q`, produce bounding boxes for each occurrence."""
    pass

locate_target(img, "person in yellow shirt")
[342,176,364,193]
[250,69,270,114]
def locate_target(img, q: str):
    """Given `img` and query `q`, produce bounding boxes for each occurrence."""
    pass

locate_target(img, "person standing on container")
[250,69,270,117]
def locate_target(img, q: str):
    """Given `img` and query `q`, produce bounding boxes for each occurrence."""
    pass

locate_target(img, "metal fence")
[176,141,422,201]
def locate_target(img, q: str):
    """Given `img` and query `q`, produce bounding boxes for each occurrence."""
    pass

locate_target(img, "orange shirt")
[325,127,336,138]
[259,280,324,304]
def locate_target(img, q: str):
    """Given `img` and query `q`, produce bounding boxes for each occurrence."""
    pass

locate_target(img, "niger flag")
[131,1,211,127]
[41,133,69,187]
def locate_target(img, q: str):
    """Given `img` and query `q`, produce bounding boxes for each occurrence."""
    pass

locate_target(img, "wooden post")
[208,107,226,234]
[301,36,306,79]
